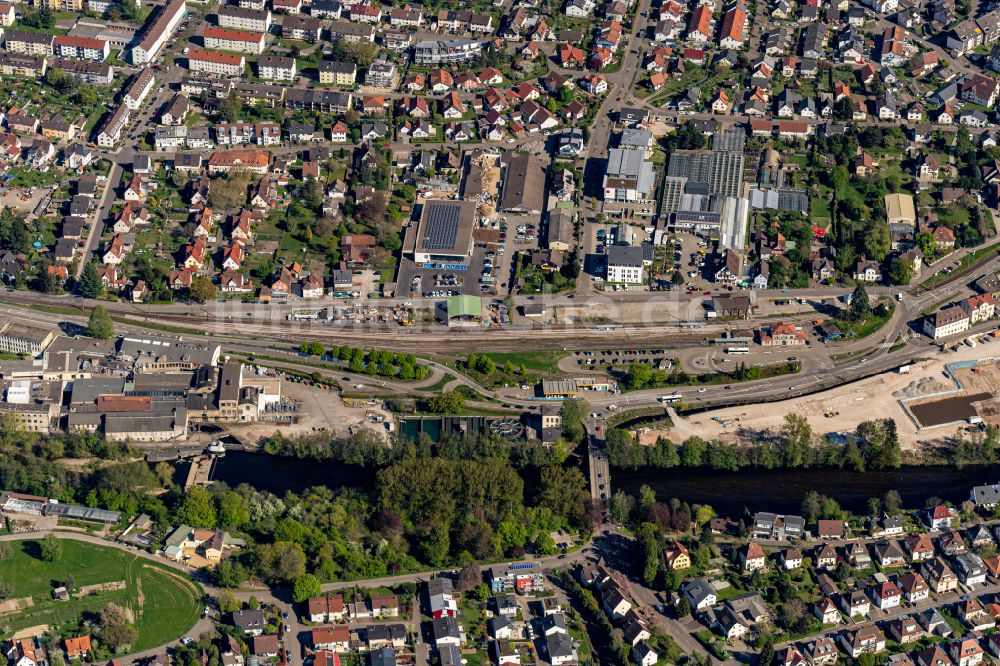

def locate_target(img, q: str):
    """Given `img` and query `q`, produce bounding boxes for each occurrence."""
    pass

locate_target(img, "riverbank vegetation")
[213,432,594,583]
[606,414,903,472]
[4,410,592,588]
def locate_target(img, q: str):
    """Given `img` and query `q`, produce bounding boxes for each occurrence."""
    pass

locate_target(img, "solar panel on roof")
[422,203,461,251]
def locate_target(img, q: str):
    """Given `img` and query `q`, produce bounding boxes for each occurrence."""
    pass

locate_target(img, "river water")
[205,452,1000,518]
[613,465,1000,516]
[210,451,373,495]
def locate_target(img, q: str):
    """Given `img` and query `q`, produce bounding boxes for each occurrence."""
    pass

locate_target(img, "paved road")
[318,547,593,592]
[76,162,123,280]
[585,420,611,504]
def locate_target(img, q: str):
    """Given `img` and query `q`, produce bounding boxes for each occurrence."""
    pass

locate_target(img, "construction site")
[905,359,1000,428]
[641,344,1000,450]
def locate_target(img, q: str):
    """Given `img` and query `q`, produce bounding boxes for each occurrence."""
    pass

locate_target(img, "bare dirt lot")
[954,361,1000,426]
[0,187,48,214]
[644,344,999,449]
[228,380,390,442]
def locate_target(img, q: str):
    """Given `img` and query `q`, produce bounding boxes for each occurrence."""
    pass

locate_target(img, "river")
[613,465,1000,517]
[203,452,1000,518]
[209,451,374,495]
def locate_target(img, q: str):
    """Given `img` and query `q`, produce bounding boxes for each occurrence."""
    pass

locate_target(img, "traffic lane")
[584,345,923,410]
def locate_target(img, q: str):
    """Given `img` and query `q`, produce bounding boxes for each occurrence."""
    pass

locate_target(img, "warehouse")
[499,153,546,215]
[406,199,476,264]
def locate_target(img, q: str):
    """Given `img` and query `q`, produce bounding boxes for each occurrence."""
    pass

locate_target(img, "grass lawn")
[422,372,457,392]
[940,608,966,637]
[3,539,202,651]
[811,185,833,225]
[831,306,893,341]
[462,652,485,666]
[482,350,565,373]
[714,582,745,601]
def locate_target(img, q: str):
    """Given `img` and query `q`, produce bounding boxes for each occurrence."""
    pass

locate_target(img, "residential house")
[904,534,935,561]
[898,572,930,602]
[921,558,959,594]
[740,542,767,572]
[840,625,886,659]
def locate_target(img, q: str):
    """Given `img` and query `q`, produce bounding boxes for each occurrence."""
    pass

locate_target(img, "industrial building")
[405,199,477,264]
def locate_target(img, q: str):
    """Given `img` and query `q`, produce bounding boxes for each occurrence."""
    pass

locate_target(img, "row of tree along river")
[208,451,1000,518]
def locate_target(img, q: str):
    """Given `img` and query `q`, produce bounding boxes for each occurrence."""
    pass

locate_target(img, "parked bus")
[725,347,750,355]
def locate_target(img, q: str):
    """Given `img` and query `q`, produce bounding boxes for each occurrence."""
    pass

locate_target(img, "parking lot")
[582,225,716,292]
[571,348,675,373]
[671,232,714,290]
[395,212,541,298]
[395,241,495,298]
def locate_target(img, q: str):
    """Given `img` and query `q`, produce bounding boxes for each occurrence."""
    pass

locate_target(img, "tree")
[209,171,253,210]
[215,560,248,588]
[888,256,914,286]
[217,491,250,529]
[638,485,657,515]
[189,277,217,303]
[849,283,870,322]
[675,597,692,618]
[87,306,115,338]
[862,221,890,261]
[220,92,242,123]
[98,602,138,651]
[177,486,217,527]
[560,398,586,443]
[216,589,241,613]
[79,261,102,298]
[291,574,322,602]
[780,413,812,467]
[256,541,307,583]
[456,564,482,591]
[538,465,588,526]
[624,362,653,390]
[867,497,882,519]
[801,490,822,525]
[757,631,775,666]
[427,390,465,414]
[39,534,63,562]
[915,231,936,257]
[472,583,490,601]
[331,38,378,66]
[672,270,684,285]
[883,489,903,515]
[609,490,635,524]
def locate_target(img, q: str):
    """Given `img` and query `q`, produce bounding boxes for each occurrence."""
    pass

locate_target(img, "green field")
[482,351,566,373]
[1,539,202,651]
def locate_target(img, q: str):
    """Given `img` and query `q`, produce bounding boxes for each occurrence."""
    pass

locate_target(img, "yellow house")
[664,542,691,570]
[41,119,76,142]
[37,0,84,10]
[201,531,225,562]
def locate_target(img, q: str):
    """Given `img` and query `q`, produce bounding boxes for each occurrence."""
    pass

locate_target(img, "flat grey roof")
[70,377,126,404]
[412,199,476,257]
